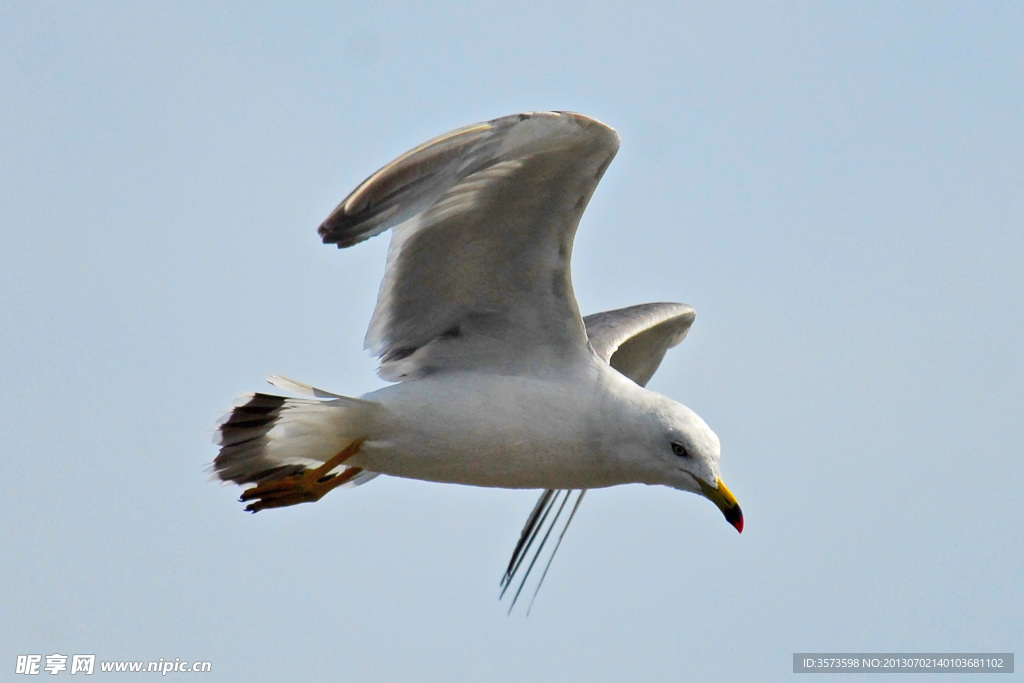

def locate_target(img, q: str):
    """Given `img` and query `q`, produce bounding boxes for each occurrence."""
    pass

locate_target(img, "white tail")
[212,378,380,489]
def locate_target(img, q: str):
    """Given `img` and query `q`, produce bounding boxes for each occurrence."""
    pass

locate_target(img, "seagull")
[213,111,742,611]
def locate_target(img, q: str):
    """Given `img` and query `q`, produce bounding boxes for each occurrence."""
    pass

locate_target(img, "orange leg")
[240,439,365,513]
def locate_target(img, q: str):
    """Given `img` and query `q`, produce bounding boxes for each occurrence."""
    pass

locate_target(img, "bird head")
[632,394,744,533]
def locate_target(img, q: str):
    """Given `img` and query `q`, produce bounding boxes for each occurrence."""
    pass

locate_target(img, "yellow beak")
[698,477,743,533]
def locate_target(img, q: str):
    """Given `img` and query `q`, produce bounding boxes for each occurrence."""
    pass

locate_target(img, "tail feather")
[213,384,380,488]
[265,374,346,399]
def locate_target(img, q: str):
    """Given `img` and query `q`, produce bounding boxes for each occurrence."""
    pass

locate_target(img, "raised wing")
[501,303,696,612]
[585,302,696,385]
[319,112,620,381]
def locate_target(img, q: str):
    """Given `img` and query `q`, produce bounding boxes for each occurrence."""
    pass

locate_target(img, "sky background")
[2,2,1022,681]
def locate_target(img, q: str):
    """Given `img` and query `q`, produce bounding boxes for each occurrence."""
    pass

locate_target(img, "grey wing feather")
[317,111,620,381]
[317,119,504,248]
[584,302,696,387]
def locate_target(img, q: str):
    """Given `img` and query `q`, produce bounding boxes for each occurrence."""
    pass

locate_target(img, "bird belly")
[350,373,628,489]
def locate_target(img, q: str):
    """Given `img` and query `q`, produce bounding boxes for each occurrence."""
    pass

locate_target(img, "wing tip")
[317,110,618,251]
[318,215,366,249]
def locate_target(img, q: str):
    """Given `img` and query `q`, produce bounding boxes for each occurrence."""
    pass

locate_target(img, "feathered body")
[212,111,741,610]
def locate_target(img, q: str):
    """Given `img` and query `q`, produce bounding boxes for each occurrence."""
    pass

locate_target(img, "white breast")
[352,365,643,489]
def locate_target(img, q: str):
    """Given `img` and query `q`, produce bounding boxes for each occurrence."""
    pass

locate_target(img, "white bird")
[213,111,742,610]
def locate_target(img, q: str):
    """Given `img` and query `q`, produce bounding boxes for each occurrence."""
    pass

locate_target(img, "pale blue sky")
[2,2,1021,681]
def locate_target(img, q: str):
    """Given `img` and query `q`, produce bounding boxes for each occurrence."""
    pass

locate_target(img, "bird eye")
[671,442,689,458]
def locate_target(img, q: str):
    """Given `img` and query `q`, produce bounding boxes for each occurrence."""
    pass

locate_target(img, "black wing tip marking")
[318,216,364,249]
